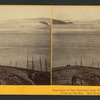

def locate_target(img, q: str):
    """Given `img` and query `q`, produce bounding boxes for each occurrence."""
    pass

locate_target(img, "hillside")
[52,66,100,86]
[0,66,50,85]
[35,18,72,25]
[0,18,72,25]
[53,19,73,24]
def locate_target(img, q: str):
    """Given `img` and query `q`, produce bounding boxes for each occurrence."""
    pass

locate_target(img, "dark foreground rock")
[0,66,50,85]
[52,66,100,86]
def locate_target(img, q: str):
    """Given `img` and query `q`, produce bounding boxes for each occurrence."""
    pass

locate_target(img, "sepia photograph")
[52,6,100,86]
[0,6,51,85]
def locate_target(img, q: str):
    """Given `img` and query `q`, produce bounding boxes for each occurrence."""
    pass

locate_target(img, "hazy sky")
[53,6,100,21]
[0,6,51,21]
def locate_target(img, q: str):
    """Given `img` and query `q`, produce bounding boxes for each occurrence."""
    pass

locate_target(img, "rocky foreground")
[0,66,50,85]
[52,66,100,86]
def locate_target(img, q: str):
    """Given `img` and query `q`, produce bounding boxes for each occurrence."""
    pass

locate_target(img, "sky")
[0,6,51,21]
[53,6,100,21]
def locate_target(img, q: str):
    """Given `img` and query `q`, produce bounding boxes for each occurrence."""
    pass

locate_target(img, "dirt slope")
[0,66,50,85]
[52,66,100,86]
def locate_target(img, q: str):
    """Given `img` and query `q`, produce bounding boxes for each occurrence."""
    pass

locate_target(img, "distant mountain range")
[53,19,73,24]
[0,17,73,29]
[36,18,73,25]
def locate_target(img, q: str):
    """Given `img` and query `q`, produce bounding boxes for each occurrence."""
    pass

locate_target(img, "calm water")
[0,20,51,71]
[53,21,100,68]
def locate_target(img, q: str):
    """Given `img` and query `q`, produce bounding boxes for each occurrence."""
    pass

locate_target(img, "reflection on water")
[53,21,100,67]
